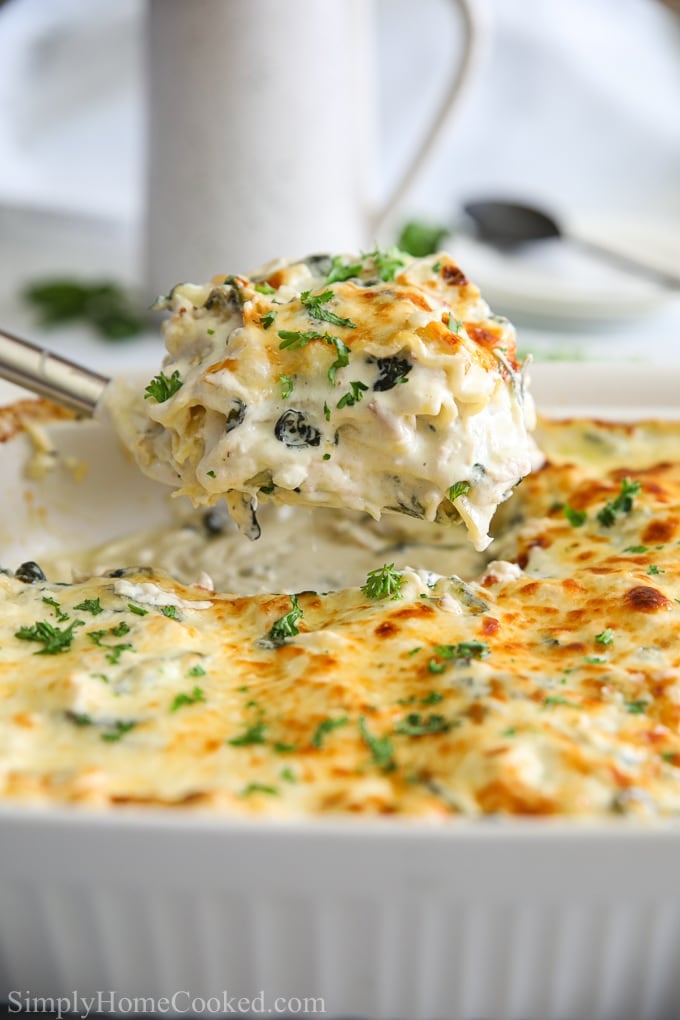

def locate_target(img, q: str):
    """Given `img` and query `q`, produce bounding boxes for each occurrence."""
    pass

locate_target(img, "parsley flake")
[563,505,587,528]
[100,720,136,743]
[336,380,368,408]
[280,374,294,398]
[626,700,648,715]
[359,716,395,771]
[127,603,148,616]
[595,629,614,645]
[42,596,70,622]
[301,289,356,329]
[266,594,303,646]
[448,480,471,502]
[228,721,267,747]
[144,370,182,403]
[311,716,348,748]
[73,597,104,616]
[366,246,405,282]
[15,618,83,655]
[259,310,277,330]
[161,605,178,619]
[278,329,350,384]
[189,664,206,677]
[597,477,641,528]
[240,783,279,797]
[170,686,206,712]
[325,256,362,285]
[624,545,649,554]
[648,564,665,576]
[254,282,276,295]
[360,563,404,601]
[448,314,464,335]
[395,712,450,736]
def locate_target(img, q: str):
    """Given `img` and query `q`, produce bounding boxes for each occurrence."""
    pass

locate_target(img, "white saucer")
[451,217,680,325]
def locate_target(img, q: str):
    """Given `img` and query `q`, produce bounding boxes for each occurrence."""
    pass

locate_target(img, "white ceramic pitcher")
[144,0,485,296]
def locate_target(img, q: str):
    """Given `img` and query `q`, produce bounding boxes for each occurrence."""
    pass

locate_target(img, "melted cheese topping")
[2,418,680,817]
[106,251,537,551]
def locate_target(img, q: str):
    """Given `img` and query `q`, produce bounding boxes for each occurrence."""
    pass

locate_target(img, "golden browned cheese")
[1,417,680,818]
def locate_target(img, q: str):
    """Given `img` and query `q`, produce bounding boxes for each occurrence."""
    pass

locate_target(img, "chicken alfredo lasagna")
[107,250,537,551]
[2,407,680,817]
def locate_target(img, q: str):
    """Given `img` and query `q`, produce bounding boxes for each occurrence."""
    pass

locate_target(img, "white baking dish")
[1,363,679,1020]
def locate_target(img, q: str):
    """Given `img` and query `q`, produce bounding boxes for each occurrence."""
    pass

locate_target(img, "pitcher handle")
[371,0,488,234]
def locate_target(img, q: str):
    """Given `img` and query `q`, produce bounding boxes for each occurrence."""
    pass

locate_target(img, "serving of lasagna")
[107,250,537,551]
[1,410,680,817]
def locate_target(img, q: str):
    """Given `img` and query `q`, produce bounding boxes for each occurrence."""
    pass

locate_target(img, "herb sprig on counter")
[24,279,145,340]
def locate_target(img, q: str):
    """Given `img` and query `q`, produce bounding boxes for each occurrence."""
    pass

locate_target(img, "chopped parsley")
[144,370,182,403]
[301,289,356,329]
[240,783,279,797]
[280,767,296,783]
[336,380,368,408]
[311,716,348,748]
[563,505,587,528]
[207,470,216,479]
[42,596,70,622]
[433,641,489,662]
[648,564,665,576]
[360,563,404,601]
[15,618,83,655]
[626,700,648,715]
[322,453,331,460]
[325,256,362,285]
[448,480,471,502]
[448,315,464,335]
[273,741,297,754]
[259,310,277,330]
[127,603,148,616]
[266,594,303,646]
[397,220,448,258]
[278,329,350,384]
[367,246,405,282]
[280,374,294,398]
[323,401,331,421]
[188,664,206,677]
[100,720,136,743]
[161,605,178,619]
[596,477,641,528]
[170,686,206,712]
[544,696,580,708]
[254,281,276,295]
[73,597,104,616]
[584,655,607,664]
[395,712,450,736]
[428,660,445,674]
[624,545,648,554]
[24,278,144,340]
[110,621,131,637]
[228,721,267,746]
[67,711,93,727]
[595,629,614,645]
[359,716,395,771]
[421,690,443,704]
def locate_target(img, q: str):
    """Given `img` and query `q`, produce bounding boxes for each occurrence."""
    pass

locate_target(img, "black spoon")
[463,199,680,290]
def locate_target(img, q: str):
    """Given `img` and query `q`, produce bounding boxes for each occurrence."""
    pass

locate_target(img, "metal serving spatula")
[0,328,110,415]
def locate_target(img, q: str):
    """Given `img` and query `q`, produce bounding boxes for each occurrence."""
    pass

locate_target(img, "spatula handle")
[0,329,109,416]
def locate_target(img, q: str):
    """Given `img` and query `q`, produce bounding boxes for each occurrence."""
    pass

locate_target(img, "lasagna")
[106,250,538,551]
[1,418,680,817]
